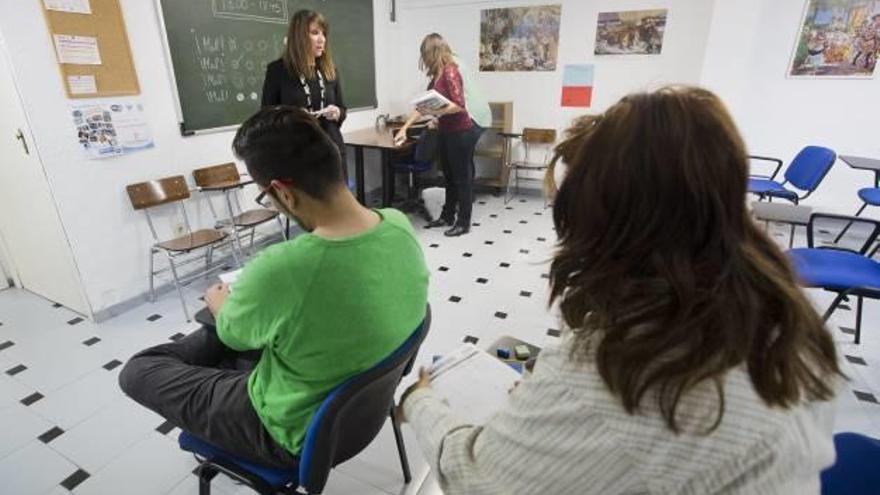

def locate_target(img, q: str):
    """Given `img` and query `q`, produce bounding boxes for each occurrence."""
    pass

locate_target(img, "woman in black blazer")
[262,10,347,177]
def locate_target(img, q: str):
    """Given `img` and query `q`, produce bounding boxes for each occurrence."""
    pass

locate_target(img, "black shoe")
[426,218,454,229]
[444,226,470,237]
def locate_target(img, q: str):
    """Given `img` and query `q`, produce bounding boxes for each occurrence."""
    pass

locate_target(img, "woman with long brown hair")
[262,10,347,178]
[398,87,842,494]
[395,34,484,237]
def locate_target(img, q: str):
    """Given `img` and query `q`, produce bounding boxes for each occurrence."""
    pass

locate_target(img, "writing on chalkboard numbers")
[212,0,288,24]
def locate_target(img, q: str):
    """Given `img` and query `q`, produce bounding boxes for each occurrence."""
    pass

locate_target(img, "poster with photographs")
[595,9,668,55]
[789,0,880,78]
[479,5,561,71]
[72,101,154,159]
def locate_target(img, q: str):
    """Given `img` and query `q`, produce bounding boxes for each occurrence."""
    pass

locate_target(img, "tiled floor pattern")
[0,193,878,494]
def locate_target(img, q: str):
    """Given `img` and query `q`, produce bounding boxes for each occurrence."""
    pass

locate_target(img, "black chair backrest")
[413,128,439,164]
[298,305,432,493]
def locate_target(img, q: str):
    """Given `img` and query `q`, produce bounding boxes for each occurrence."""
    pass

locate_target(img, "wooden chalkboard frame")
[154,0,377,137]
[42,0,141,99]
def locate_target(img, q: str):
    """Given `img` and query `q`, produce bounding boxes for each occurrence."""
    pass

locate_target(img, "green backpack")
[454,56,492,128]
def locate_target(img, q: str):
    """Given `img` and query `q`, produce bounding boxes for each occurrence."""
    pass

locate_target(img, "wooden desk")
[344,127,412,207]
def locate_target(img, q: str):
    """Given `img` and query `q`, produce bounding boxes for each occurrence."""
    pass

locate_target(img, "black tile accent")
[103,359,123,371]
[472,223,481,227]
[484,240,494,245]
[505,206,513,210]
[845,355,867,366]
[520,291,532,298]
[52,303,62,308]
[146,314,162,322]
[537,237,547,242]
[519,199,527,203]
[476,278,489,284]
[60,469,91,491]
[463,335,479,344]
[519,249,530,254]
[169,333,185,341]
[818,229,831,235]
[38,426,65,444]
[490,214,498,218]
[494,311,508,319]
[853,390,878,404]
[449,296,462,303]
[438,266,449,272]
[198,296,206,302]
[519,220,528,224]
[547,328,562,337]
[82,337,101,346]
[534,212,543,216]
[429,243,439,248]
[0,340,14,352]
[67,317,84,326]
[462,252,473,258]
[500,262,510,268]
[6,364,27,376]
[20,392,44,406]
[503,230,512,234]
[156,420,176,435]
[840,326,856,336]
[478,201,486,205]
[840,304,851,311]
[541,273,550,279]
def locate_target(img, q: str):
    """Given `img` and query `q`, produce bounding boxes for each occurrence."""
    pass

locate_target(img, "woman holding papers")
[398,87,841,494]
[394,34,483,237]
[262,10,347,178]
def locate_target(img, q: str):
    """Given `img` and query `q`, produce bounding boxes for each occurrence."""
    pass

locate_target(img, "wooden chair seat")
[156,229,229,252]
[232,208,279,228]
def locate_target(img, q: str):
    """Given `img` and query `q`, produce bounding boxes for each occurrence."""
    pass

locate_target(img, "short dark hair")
[233,106,342,200]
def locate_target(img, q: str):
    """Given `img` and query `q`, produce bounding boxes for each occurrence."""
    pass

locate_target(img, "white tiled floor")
[0,193,878,495]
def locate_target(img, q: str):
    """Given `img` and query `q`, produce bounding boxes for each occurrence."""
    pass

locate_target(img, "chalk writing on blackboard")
[212,0,288,24]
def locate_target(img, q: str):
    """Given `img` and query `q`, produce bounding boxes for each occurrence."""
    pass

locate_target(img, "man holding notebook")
[119,106,429,468]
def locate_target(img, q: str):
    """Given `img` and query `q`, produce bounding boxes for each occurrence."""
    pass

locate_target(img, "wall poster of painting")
[789,0,880,77]
[595,9,668,55]
[479,5,561,71]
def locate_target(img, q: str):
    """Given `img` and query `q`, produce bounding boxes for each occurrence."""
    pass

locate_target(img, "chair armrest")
[807,213,880,253]
[749,155,784,181]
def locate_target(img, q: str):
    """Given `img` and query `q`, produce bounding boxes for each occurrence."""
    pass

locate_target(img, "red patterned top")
[431,63,473,133]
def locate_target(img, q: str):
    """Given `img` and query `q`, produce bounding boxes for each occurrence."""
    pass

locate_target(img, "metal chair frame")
[503,128,556,205]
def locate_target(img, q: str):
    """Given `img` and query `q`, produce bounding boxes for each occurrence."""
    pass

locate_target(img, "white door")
[0,35,90,314]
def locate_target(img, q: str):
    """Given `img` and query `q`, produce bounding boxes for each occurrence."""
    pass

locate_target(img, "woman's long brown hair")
[549,86,842,433]
[419,33,455,79]
[283,10,337,81]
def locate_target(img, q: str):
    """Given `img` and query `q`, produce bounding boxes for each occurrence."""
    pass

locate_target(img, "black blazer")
[261,59,347,156]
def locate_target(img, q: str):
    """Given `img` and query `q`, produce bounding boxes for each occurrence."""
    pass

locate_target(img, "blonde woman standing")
[395,34,483,237]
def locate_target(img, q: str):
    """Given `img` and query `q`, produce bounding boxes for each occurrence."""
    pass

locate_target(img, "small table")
[840,155,880,187]
[344,127,413,207]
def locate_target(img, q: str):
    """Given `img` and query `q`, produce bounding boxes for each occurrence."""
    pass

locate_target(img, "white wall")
[701,0,880,214]
[0,0,394,316]
[389,0,717,134]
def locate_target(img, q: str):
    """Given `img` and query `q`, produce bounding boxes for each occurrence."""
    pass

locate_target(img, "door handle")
[15,129,29,155]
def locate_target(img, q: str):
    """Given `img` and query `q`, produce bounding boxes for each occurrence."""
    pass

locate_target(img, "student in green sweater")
[119,106,429,468]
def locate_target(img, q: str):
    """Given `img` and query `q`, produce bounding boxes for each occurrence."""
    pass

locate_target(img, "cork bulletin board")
[42,0,140,98]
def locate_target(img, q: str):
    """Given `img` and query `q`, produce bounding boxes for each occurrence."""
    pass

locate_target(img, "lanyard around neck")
[299,70,325,110]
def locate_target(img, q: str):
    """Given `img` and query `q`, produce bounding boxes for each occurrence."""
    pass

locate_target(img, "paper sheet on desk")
[429,344,522,424]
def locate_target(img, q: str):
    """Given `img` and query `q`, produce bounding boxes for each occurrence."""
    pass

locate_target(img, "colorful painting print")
[789,0,880,77]
[479,5,561,72]
[595,9,668,55]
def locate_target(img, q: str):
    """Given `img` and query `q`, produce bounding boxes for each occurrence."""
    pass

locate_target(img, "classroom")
[0,0,878,494]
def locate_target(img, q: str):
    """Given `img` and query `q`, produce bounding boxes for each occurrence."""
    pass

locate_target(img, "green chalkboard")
[157,0,376,134]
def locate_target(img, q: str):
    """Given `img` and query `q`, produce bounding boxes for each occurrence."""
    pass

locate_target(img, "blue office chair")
[749,146,837,204]
[787,214,880,344]
[180,306,432,494]
[821,433,880,495]
[393,128,437,222]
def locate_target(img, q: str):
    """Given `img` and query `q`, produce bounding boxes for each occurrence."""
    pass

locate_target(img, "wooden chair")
[504,128,557,204]
[192,163,284,257]
[127,175,234,322]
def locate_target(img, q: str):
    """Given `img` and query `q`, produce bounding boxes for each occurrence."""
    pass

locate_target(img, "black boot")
[426,218,454,228]
[444,225,470,237]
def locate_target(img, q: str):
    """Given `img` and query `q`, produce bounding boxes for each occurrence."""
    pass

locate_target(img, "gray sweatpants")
[118,326,299,468]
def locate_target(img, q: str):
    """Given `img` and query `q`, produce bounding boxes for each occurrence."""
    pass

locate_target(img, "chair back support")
[126,176,190,210]
[522,128,556,144]
[298,306,432,493]
[413,129,439,164]
[193,163,242,188]
[784,146,836,192]
[821,433,880,495]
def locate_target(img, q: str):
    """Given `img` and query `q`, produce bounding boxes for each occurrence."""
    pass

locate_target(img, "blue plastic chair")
[749,146,837,204]
[393,128,437,222]
[180,306,432,494]
[787,214,880,344]
[821,433,880,494]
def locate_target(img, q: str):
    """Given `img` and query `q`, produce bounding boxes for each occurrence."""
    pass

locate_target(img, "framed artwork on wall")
[594,9,668,56]
[479,5,561,72]
[789,0,880,78]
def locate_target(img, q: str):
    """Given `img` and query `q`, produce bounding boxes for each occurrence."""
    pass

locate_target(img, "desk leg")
[354,146,366,205]
[382,149,395,207]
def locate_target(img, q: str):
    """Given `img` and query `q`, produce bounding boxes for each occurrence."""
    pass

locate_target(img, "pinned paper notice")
[53,35,102,65]
[67,75,97,95]
[44,0,92,14]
